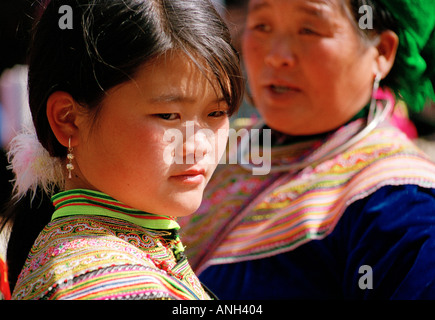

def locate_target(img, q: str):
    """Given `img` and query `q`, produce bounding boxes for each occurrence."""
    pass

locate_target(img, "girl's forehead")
[143,51,218,85]
[105,52,223,104]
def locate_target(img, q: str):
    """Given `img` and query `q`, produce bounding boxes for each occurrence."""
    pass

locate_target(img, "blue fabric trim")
[198,185,435,299]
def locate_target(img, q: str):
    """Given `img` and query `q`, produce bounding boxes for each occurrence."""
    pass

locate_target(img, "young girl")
[1,0,243,300]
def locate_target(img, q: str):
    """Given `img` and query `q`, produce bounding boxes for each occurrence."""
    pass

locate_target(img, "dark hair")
[29,0,243,158]
[347,0,397,37]
[1,0,243,293]
[0,0,34,74]
[345,0,401,100]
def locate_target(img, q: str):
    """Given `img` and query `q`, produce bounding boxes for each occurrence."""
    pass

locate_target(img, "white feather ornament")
[7,124,64,201]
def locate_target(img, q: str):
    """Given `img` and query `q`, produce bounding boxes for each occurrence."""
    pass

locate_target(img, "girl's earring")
[66,137,75,179]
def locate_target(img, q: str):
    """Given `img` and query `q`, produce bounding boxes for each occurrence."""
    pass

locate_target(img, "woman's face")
[70,52,230,216]
[242,0,379,135]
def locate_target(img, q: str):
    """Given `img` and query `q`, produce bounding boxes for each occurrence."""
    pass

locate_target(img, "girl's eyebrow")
[149,94,226,105]
[150,94,196,104]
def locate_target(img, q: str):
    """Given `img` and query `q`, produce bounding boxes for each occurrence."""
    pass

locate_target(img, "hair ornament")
[7,123,64,201]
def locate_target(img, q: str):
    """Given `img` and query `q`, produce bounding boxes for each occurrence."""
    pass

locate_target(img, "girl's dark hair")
[1,0,243,292]
[31,0,243,158]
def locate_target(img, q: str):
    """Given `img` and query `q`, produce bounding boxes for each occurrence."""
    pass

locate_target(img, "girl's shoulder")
[12,215,201,300]
[29,215,170,266]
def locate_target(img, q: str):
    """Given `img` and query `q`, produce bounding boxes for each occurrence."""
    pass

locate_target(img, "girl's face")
[70,52,230,216]
[242,0,379,135]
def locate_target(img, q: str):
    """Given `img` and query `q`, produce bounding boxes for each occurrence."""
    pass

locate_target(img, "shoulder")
[343,184,435,233]
[344,138,435,206]
[26,215,159,267]
[12,216,188,300]
[335,185,435,298]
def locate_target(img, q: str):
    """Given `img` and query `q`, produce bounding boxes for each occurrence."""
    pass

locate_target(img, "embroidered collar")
[184,124,435,272]
[51,189,180,231]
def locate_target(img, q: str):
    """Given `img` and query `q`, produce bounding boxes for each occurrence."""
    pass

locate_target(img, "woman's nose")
[264,36,296,68]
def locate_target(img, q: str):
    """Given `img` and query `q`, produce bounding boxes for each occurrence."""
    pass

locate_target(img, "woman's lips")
[267,79,301,92]
[269,84,296,93]
[263,83,302,103]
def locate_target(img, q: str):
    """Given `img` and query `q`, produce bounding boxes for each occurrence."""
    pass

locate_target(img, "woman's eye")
[156,113,179,120]
[251,23,271,32]
[300,27,318,35]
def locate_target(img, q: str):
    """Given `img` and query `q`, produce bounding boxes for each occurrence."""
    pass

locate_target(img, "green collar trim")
[51,189,180,230]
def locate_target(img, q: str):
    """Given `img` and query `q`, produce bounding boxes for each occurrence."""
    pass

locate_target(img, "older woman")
[179,0,435,299]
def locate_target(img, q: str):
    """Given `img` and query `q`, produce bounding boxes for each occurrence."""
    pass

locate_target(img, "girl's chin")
[160,199,202,217]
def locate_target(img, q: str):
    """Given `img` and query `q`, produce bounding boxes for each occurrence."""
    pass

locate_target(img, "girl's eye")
[156,113,179,120]
[208,110,229,118]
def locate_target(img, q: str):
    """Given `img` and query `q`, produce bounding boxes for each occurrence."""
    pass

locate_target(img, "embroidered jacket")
[12,190,212,300]
[0,255,10,300]
[179,120,435,299]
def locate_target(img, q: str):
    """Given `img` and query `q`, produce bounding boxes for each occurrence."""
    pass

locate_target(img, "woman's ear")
[46,91,80,148]
[374,30,399,79]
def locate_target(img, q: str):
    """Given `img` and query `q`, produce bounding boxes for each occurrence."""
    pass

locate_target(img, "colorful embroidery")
[12,190,210,300]
[0,256,11,300]
[179,122,435,274]
[51,189,180,230]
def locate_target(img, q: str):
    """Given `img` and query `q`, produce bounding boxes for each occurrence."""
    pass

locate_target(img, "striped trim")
[213,155,435,263]
[51,189,180,230]
[179,123,435,272]
[42,265,196,300]
[12,213,210,300]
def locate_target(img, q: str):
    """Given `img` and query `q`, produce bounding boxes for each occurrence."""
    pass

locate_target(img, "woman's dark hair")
[347,0,397,36]
[345,0,401,98]
[1,0,243,292]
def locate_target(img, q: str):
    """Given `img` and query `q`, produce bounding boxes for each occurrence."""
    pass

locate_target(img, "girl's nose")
[179,122,213,164]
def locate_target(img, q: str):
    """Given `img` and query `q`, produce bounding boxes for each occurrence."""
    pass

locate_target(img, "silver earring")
[367,72,382,122]
[66,137,74,179]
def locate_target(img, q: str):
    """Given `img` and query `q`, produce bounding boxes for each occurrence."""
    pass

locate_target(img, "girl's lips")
[170,169,206,185]
[170,174,205,184]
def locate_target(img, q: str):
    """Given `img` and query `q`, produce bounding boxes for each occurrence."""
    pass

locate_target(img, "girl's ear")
[46,91,80,148]
[373,30,399,79]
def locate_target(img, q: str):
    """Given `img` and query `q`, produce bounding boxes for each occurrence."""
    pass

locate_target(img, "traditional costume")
[180,114,435,299]
[12,189,214,300]
[178,0,435,299]
[0,255,11,300]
